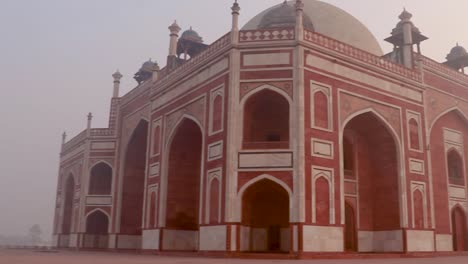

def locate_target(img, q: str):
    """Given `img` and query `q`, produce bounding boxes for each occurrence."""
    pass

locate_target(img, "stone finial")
[87,112,93,130]
[112,70,122,97]
[399,8,413,21]
[112,70,122,82]
[152,61,160,82]
[168,20,181,35]
[168,20,181,58]
[62,132,67,145]
[295,0,304,11]
[231,0,240,15]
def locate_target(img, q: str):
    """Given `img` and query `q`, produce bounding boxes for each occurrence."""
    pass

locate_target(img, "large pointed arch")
[158,115,205,251]
[235,174,292,223]
[159,114,205,228]
[238,175,291,252]
[84,209,110,249]
[118,119,149,236]
[339,108,407,229]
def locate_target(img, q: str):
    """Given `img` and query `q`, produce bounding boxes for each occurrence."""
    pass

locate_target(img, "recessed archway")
[84,210,109,249]
[452,206,467,251]
[89,162,112,195]
[241,178,290,253]
[243,89,290,149]
[344,202,357,252]
[342,111,401,252]
[120,120,148,236]
[164,118,203,251]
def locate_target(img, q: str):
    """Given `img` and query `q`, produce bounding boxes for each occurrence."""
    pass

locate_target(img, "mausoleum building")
[53,0,468,255]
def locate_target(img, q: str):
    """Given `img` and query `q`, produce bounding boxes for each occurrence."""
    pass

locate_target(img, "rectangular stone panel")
[86,196,112,206]
[242,52,291,67]
[199,225,227,251]
[208,141,223,161]
[444,129,462,144]
[162,230,198,251]
[238,152,293,169]
[406,230,435,252]
[142,229,160,250]
[449,186,467,199]
[91,142,116,150]
[149,163,160,177]
[409,159,425,174]
[302,225,344,252]
[312,139,333,158]
[436,234,453,251]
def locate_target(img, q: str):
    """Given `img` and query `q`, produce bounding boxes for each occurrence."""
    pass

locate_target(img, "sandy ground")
[1,249,468,264]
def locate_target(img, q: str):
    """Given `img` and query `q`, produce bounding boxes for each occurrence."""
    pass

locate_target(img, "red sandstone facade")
[53,0,468,256]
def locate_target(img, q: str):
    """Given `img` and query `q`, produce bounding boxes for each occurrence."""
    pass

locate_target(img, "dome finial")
[399,8,412,21]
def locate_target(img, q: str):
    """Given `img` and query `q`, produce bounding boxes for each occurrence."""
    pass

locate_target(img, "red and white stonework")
[53,0,468,256]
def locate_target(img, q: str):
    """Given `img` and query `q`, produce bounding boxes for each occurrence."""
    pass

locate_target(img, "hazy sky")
[0,0,467,240]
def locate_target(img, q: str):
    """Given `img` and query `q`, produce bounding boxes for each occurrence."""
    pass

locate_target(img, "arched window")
[243,89,289,149]
[409,118,420,150]
[448,150,464,186]
[315,177,330,225]
[313,91,329,129]
[89,163,112,195]
[343,137,354,178]
[413,190,424,229]
[152,124,161,155]
[212,95,223,133]
[149,192,157,228]
[209,178,220,224]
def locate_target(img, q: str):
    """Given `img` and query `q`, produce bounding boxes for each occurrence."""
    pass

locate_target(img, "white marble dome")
[242,0,383,55]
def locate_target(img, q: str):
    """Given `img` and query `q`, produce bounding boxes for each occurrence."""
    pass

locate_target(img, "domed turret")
[444,43,468,73]
[180,27,203,43]
[134,59,155,84]
[447,43,468,61]
[177,27,208,60]
[257,1,313,30]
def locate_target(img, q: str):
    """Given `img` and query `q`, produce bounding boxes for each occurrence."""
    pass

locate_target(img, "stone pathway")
[1,249,468,264]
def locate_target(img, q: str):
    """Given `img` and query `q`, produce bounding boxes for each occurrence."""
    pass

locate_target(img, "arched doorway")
[342,112,401,252]
[84,210,109,249]
[243,89,289,149]
[89,163,112,195]
[344,202,357,252]
[241,179,290,253]
[452,206,467,251]
[120,120,148,236]
[164,118,203,251]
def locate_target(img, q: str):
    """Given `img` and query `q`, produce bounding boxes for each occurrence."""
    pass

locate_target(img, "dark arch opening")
[344,202,357,252]
[241,179,290,253]
[448,149,465,186]
[164,118,202,251]
[452,206,468,251]
[120,120,148,235]
[243,89,289,149]
[85,210,109,249]
[89,163,112,195]
[343,112,400,252]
